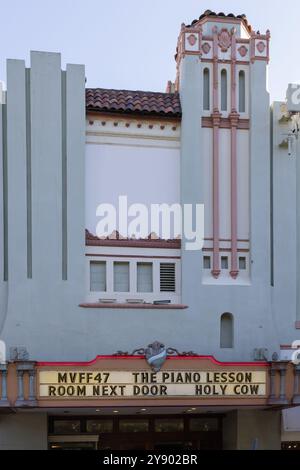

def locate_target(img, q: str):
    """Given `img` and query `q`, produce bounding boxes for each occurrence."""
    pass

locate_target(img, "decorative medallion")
[256,41,266,54]
[238,45,248,58]
[218,29,231,52]
[113,343,199,368]
[202,42,211,54]
[187,34,197,47]
[145,342,167,372]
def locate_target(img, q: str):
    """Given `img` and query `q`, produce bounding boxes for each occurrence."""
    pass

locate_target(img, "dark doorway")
[48,414,223,451]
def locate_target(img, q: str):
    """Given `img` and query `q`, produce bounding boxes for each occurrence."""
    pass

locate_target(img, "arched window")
[220,313,234,349]
[221,69,228,111]
[239,71,246,113]
[203,68,210,111]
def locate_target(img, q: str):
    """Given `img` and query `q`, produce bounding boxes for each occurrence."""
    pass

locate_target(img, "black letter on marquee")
[49,386,57,397]
[58,373,67,384]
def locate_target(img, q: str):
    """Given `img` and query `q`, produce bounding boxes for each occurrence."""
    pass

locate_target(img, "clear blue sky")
[0,0,298,101]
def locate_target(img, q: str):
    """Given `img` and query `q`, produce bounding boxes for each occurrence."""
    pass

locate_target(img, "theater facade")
[0,10,300,450]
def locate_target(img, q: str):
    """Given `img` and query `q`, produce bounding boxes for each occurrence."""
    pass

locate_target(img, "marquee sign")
[1,345,298,409]
[39,369,267,399]
[34,343,273,406]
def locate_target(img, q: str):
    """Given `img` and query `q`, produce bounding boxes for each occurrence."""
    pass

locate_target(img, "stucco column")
[296,130,300,325]
[28,369,37,405]
[293,365,300,404]
[279,366,288,404]
[179,50,203,304]
[269,362,289,405]
[15,361,37,407]
[212,111,222,279]
[15,369,25,406]
[268,367,277,403]
[229,112,240,279]
[211,26,221,279]
[229,28,239,280]
[0,364,9,406]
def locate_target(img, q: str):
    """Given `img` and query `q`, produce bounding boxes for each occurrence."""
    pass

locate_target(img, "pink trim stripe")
[231,32,237,111]
[230,122,239,279]
[202,116,250,130]
[212,29,219,111]
[212,120,221,278]
[229,33,239,279]
[211,27,221,279]
[86,254,181,260]
[37,355,269,367]
[79,303,188,310]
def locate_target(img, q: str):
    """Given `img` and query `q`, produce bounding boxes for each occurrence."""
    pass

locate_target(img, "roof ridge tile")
[86,88,182,118]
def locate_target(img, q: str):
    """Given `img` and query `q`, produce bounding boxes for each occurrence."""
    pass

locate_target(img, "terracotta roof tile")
[187,10,251,32]
[86,230,181,249]
[86,88,182,118]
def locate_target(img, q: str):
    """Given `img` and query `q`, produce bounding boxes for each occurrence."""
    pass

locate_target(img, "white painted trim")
[86,254,181,304]
[85,246,181,258]
[236,64,249,118]
[202,252,251,285]
[86,135,180,149]
[218,63,231,118]
[86,118,180,138]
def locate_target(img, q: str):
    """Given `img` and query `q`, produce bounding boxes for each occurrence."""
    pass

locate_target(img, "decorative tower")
[177,10,270,285]
[176,11,274,358]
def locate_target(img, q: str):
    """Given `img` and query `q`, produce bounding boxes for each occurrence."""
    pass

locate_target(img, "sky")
[0,0,299,101]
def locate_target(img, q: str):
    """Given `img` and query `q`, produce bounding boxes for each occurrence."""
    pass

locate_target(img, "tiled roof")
[86,230,181,249]
[86,88,182,118]
[187,10,251,32]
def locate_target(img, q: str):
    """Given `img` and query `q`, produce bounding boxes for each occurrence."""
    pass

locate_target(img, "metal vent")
[160,263,176,293]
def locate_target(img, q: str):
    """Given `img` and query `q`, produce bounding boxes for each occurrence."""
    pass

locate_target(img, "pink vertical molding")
[198,25,203,56]
[231,29,237,112]
[211,26,221,279]
[212,27,219,114]
[181,23,186,57]
[212,113,222,279]
[229,29,239,279]
[229,114,239,279]
[250,32,256,64]
[266,30,271,64]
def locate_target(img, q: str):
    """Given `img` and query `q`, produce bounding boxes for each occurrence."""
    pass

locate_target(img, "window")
[221,257,228,270]
[203,256,211,270]
[220,313,234,349]
[86,420,113,433]
[88,258,180,303]
[114,262,129,292]
[203,68,210,111]
[221,69,228,111]
[53,420,81,434]
[155,419,184,433]
[160,263,176,292]
[239,71,246,113]
[90,261,106,292]
[137,263,153,293]
[189,418,219,432]
[119,419,149,433]
[239,257,247,270]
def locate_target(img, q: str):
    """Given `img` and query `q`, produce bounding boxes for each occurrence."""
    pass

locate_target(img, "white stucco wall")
[85,140,181,238]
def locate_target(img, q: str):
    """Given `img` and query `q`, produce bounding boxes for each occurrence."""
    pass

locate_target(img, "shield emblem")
[145,342,167,372]
[218,29,231,52]
[187,34,197,47]
[256,41,266,54]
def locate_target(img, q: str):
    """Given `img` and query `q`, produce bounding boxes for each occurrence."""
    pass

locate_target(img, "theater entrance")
[48,414,223,450]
